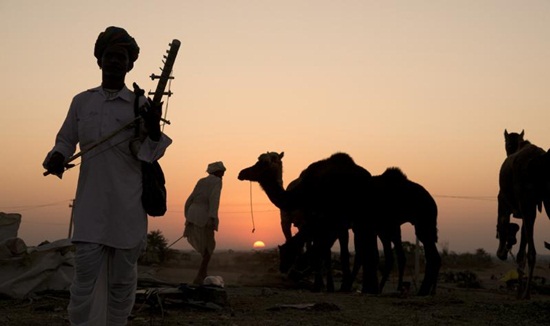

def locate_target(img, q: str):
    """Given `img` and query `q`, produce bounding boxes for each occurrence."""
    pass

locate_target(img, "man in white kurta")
[183,162,225,284]
[43,26,171,326]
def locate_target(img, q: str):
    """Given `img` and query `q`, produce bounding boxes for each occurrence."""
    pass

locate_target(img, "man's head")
[207,161,226,177]
[94,26,139,72]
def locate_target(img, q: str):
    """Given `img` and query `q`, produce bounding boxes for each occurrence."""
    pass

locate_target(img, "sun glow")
[253,240,266,249]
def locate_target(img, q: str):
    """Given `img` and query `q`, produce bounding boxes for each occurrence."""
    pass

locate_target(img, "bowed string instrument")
[44,39,181,177]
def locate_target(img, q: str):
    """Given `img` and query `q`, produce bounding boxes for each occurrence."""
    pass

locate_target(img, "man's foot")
[193,275,206,285]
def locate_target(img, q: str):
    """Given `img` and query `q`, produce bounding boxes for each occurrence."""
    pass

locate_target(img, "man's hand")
[45,151,66,179]
[141,98,162,141]
[213,217,219,231]
[207,217,219,231]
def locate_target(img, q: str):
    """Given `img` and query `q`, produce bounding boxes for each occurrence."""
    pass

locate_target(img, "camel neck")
[259,178,291,211]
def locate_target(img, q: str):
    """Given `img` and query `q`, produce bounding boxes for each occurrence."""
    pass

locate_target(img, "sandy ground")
[1,249,550,325]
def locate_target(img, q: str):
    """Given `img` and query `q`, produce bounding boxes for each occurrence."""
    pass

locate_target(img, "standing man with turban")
[183,161,226,284]
[43,26,172,325]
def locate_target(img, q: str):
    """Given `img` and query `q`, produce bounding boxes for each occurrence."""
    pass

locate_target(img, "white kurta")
[44,85,172,249]
[184,174,222,228]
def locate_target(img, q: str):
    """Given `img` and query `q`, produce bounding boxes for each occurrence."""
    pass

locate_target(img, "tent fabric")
[0,212,75,299]
[0,212,22,241]
[0,238,75,299]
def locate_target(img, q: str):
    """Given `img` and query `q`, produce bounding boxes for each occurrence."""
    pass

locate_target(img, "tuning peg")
[148,90,173,97]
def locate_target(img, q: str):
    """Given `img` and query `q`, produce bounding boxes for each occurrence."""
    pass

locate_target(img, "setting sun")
[253,241,265,249]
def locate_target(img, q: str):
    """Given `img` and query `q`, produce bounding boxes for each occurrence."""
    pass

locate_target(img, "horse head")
[238,151,284,185]
[504,129,525,156]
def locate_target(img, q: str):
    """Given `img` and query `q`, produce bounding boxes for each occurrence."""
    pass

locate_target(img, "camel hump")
[329,152,372,177]
[382,167,408,181]
[328,152,355,165]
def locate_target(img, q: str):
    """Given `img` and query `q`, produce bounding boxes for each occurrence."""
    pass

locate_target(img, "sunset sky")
[1,1,550,255]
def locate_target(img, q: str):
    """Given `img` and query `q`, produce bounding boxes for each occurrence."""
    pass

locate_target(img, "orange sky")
[1,1,550,254]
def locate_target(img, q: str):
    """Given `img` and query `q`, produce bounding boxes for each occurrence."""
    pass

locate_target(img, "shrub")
[139,229,169,265]
[441,248,493,269]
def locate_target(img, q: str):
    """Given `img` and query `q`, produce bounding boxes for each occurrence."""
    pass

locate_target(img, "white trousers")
[68,242,144,326]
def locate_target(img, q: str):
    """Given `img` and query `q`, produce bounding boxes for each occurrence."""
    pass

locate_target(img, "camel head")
[278,230,309,274]
[238,151,284,186]
[496,220,520,260]
[504,129,524,156]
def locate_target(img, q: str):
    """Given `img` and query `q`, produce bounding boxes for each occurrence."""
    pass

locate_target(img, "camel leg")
[360,231,380,294]
[393,231,406,293]
[310,234,336,292]
[338,229,352,292]
[325,248,335,292]
[516,224,527,268]
[525,230,536,300]
[515,222,528,298]
[379,236,393,293]
[520,212,536,300]
[323,230,340,293]
[310,244,326,292]
[348,227,362,289]
[417,240,441,296]
[281,219,292,241]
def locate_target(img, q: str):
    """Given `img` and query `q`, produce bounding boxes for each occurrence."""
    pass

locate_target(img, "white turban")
[207,161,226,174]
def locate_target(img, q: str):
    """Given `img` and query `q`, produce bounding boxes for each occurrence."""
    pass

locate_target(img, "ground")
[1,249,550,325]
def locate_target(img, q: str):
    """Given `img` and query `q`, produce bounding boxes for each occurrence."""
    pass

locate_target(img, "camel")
[279,178,305,241]
[278,177,353,292]
[351,224,406,293]
[280,175,408,293]
[497,129,550,299]
[277,226,351,292]
[238,152,440,295]
[278,178,406,293]
[349,167,440,295]
[238,152,376,292]
[279,222,406,293]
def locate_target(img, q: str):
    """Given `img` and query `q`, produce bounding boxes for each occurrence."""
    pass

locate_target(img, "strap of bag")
[132,84,145,139]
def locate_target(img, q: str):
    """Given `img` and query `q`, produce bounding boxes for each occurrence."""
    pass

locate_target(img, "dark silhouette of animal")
[277,226,351,292]
[280,223,406,293]
[238,152,440,295]
[351,223,406,293]
[238,152,373,292]
[504,129,525,156]
[348,167,439,295]
[280,175,407,293]
[304,166,437,295]
[278,177,353,292]
[279,178,305,241]
[497,129,550,299]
